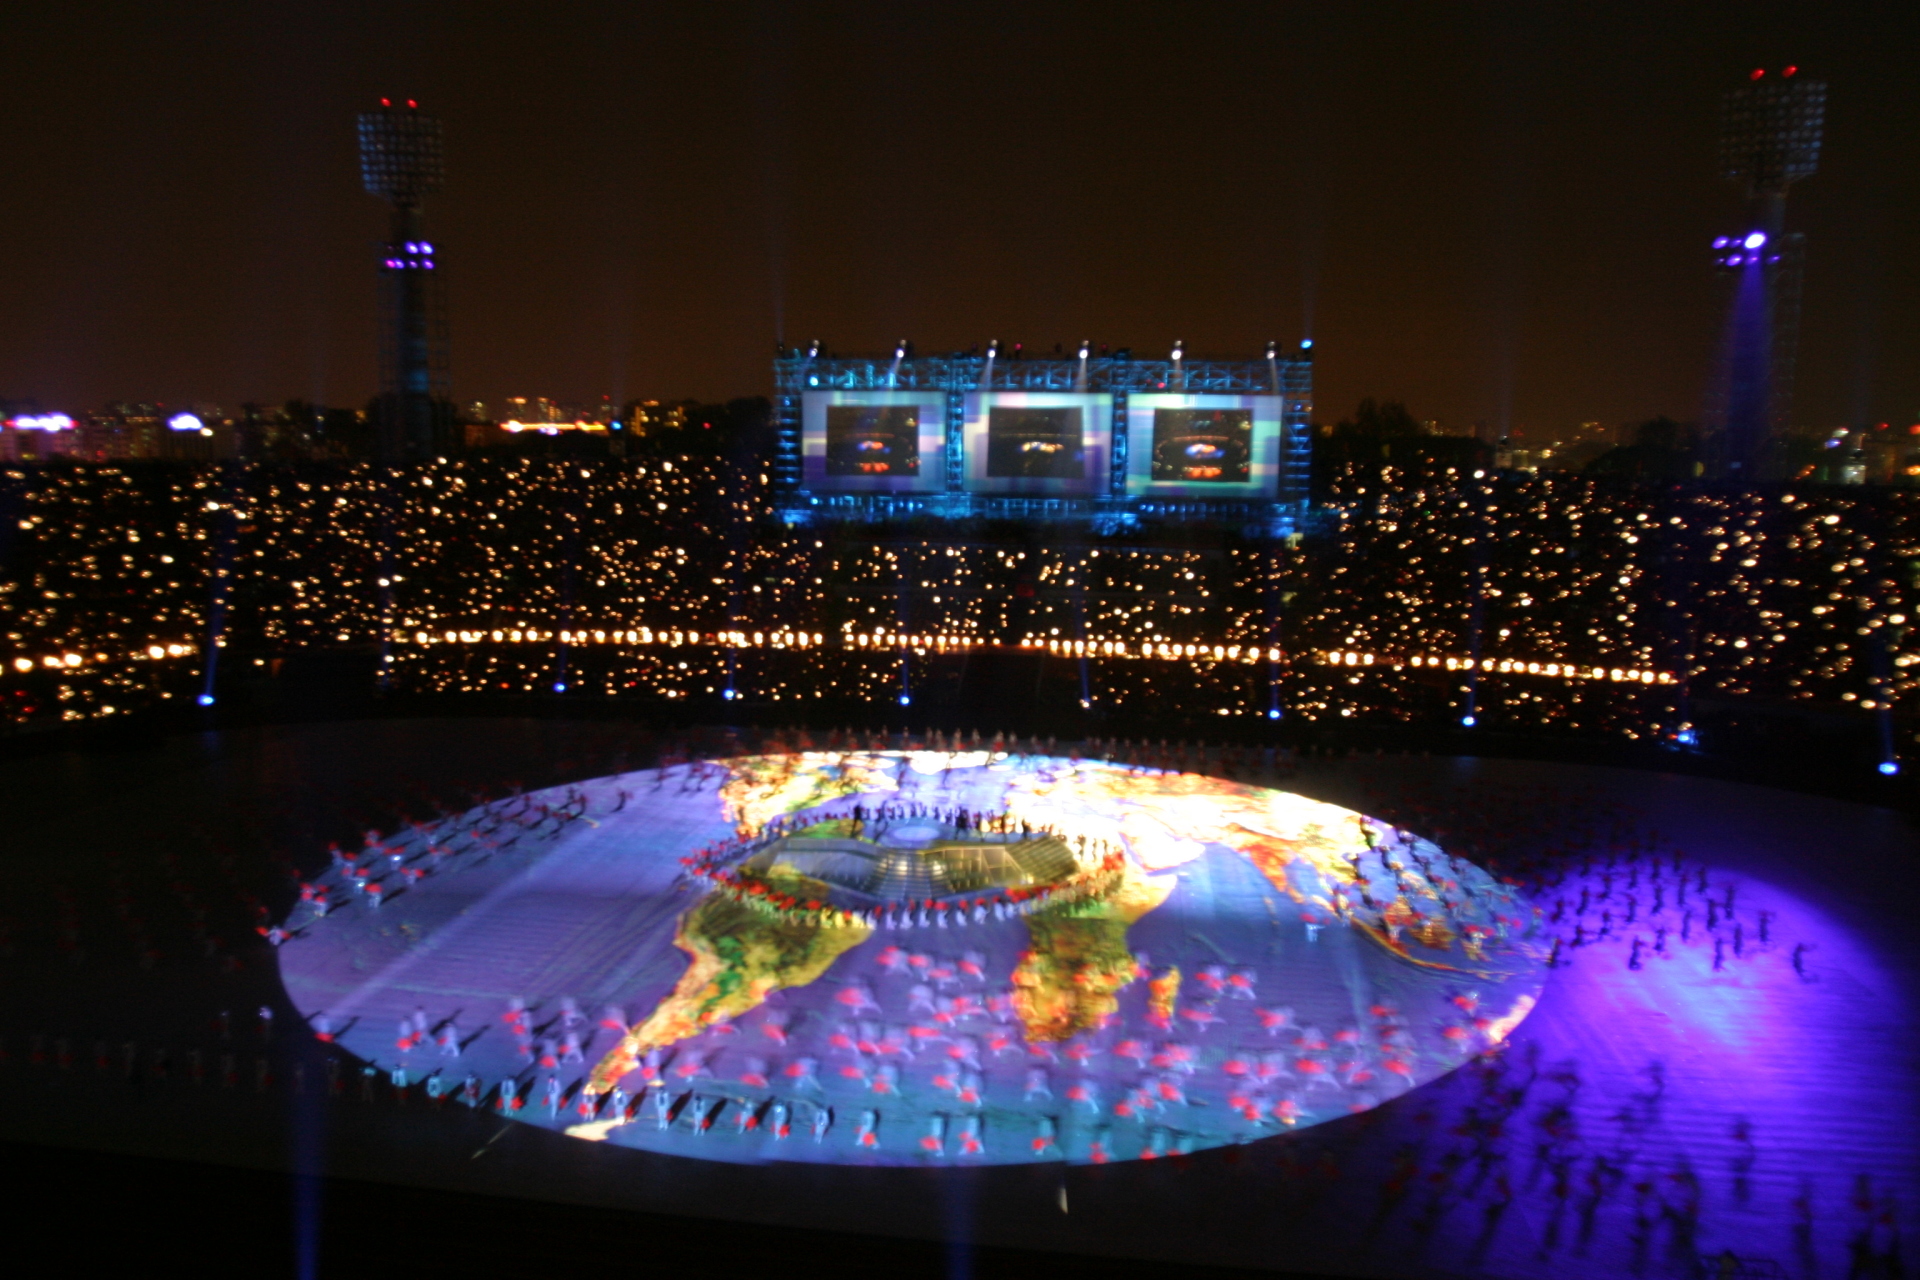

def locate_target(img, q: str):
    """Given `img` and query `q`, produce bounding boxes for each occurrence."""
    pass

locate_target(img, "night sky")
[1,3,1914,437]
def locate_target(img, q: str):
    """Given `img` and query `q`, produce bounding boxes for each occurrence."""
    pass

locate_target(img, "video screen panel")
[1124,394,1282,499]
[802,391,947,493]
[962,392,1113,496]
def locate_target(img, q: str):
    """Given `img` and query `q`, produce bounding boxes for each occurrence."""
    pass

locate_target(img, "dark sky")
[1,2,1915,436]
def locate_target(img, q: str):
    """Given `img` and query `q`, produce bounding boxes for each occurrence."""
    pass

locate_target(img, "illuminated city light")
[499,420,610,435]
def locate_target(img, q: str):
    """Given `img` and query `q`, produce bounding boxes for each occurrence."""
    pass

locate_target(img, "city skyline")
[0,4,1914,436]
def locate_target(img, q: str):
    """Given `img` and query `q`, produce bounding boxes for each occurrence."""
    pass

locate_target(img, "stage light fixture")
[168,413,203,433]
[1300,339,1314,351]
[1461,714,1477,727]
[1171,341,1184,361]
[552,681,567,693]
[897,693,911,706]
[1743,231,1768,250]
[1879,761,1900,776]
[197,694,215,707]
[1267,708,1281,720]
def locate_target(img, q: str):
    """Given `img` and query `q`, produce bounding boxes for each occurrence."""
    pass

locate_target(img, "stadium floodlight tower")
[1711,67,1825,479]
[357,99,448,462]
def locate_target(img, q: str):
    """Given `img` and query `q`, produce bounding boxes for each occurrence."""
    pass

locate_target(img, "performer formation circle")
[278,750,1547,1166]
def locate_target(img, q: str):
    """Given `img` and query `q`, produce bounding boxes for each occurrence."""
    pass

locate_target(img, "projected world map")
[278,751,1546,1166]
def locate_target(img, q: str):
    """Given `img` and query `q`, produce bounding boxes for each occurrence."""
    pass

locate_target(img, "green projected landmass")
[1010,867,1174,1042]
[588,871,870,1093]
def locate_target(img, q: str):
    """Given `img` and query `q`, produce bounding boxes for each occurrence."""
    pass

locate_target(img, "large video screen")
[1124,394,1282,499]
[802,391,947,493]
[962,392,1113,496]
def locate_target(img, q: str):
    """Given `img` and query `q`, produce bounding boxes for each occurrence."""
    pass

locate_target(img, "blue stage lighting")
[552,681,567,693]
[1879,760,1900,776]
[1743,231,1767,250]
[1267,708,1281,720]
[1460,714,1477,727]
[197,693,215,707]
[1300,339,1314,350]
[897,694,911,706]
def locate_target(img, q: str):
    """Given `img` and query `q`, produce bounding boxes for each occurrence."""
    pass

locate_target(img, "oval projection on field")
[278,752,1546,1166]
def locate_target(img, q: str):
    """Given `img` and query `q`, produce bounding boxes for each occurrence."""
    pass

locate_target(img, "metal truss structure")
[772,351,1313,536]
[359,103,449,463]
[1709,71,1825,480]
